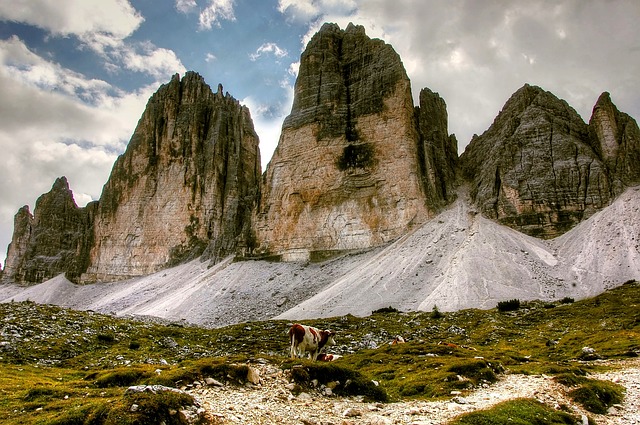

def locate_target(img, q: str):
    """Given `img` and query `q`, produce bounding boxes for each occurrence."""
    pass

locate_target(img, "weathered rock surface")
[589,91,640,193]
[254,23,455,260]
[81,72,260,282]
[416,87,459,207]
[2,177,95,283]
[460,84,612,238]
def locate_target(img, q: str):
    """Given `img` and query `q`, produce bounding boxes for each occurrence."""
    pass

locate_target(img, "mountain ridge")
[2,184,637,327]
[1,23,639,324]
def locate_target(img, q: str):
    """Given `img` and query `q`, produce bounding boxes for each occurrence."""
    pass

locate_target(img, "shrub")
[568,379,624,414]
[372,306,399,314]
[430,305,444,319]
[96,333,115,343]
[560,297,575,304]
[497,299,521,312]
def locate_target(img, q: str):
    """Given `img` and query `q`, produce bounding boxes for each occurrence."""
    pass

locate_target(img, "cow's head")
[323,329,337,346]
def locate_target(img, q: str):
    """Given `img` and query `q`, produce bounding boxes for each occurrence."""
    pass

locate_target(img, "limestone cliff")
[254,23,454,260]
[2,177,95,283]
[416,88,459,207]
[460,84,611,238]
[589,92,640,193]
[81,72,261,282]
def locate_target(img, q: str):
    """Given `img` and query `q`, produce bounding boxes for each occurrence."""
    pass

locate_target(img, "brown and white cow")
[288,323,336,361]
[316,353,343,362]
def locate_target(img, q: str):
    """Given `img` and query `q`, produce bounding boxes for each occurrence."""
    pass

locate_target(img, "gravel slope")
[1,186,638,328]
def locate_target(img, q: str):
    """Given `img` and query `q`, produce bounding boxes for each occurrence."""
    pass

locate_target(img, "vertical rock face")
[81,72,260,282]
[589,92,640,193]
[460,84,611,238]
[416,88,459,207]
[2,177,94,283]
[254,23,444,260]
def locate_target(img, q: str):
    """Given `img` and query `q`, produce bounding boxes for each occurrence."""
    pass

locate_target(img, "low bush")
[372,306,399,314]
[430,305,444,319]
[96,333,115,343]
[497,299,521,312]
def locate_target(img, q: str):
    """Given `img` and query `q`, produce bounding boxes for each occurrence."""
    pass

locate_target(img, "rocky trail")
[187,358,640,424]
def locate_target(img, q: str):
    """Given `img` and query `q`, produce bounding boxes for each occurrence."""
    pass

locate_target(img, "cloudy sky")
[0,0,639,266]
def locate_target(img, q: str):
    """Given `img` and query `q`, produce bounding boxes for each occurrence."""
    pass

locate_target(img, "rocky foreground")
[187,359,640,424]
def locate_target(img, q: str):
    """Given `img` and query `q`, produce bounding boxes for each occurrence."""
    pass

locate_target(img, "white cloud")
[205,52,217,62]
[199,0,236,29]
[175,0,198,14]
[0,36,156,266]
[242,81,294,170]
[116,41,186,80]
[278,0,357,22]
[249,42,288,61]
[279,0,640,154]
[0,0,144,53]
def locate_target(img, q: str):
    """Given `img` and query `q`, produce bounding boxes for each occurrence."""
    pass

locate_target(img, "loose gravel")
[188,358,640,424]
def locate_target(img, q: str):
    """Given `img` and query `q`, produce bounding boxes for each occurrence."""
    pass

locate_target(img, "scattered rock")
[343,407,362,417]
[247,366,261,385]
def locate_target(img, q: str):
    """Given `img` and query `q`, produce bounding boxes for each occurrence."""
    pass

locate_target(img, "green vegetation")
[497,298,521,312]
[286,361,388,402]
[449,398,582,424]
[0,280,638,424]
[568,379,625,414]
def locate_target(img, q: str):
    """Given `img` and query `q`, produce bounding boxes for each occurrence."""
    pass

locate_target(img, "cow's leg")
[290,339,297,359]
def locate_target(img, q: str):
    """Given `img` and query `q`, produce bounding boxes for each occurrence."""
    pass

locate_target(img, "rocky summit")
[3,177,95,283]
[81,72,261,282]
[1,21,639,309]
[254,23,457,260]
[460,84,640,239]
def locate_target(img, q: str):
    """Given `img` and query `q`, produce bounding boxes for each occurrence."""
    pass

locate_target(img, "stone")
[297,392,312,401]
[205,377,223,387]
[247,366,261,385]
[460,84,611,238]
[81,72,261,282]
[2,177,96,284]
[343,407,362,417]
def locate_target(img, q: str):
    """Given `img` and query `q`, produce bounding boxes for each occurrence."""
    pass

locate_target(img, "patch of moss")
[568,379,625,414]
[449,398,582,424]
[93,367,152,388]
[286,361,388,402]
[336,142,375,171]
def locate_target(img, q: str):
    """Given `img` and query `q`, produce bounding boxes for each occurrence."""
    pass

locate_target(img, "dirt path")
[188,358,640,424]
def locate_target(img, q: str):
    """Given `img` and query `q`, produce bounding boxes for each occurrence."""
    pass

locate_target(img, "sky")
[0,0,639,267]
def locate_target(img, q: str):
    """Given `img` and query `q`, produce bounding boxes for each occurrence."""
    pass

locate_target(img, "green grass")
[449,398,582,424]
[0,280,638,423]
[568,379,625,414]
